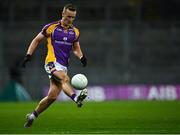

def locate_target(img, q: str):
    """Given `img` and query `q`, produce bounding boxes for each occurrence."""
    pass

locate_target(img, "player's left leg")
[52,70,77,101]
[52,70,88,107]
[45,62,87,107]
[76,88,88,107]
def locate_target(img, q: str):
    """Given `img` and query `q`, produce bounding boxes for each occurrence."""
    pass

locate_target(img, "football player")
[22,4,88,128]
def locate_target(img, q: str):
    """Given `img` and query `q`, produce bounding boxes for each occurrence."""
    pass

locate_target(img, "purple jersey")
[41,21,80,67]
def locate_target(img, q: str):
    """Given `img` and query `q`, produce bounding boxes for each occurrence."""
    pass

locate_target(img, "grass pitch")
[0,101,179,134]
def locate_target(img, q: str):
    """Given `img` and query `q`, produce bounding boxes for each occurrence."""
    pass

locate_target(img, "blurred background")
[1,0,180,101]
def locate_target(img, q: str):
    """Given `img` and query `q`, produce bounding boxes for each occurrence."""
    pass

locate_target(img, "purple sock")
[32,111,38,117]
[70,93,77,101]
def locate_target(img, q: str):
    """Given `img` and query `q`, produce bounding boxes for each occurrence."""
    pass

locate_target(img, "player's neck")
[60,20,70,29]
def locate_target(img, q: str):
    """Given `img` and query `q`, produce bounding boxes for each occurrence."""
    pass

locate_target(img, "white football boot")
[76,88,88,107]
[24,113,34,128]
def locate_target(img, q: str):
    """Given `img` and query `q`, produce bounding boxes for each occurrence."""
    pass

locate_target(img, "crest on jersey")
[56,28,62,32]
[63,37,67,41]
[69,31,74,35]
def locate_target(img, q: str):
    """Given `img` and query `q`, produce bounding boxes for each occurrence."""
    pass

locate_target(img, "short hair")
[63,4,77,12]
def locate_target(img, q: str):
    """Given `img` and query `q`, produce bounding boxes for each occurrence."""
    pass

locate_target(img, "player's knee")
[61,75,69,83]
[47,95,57,102]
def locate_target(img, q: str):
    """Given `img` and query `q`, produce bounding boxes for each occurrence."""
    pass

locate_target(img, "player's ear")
[62,12,64,17]
[62,7,66,17]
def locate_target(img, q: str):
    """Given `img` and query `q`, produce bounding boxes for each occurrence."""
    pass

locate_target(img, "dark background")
[0,0,180,99]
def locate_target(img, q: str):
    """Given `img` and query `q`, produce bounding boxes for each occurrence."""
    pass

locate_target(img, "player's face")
[62,9,76,26]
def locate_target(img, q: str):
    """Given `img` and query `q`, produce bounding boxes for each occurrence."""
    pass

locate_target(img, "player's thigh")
[47,79,62,98]
[53,70,70,83]
[44,62,68,81]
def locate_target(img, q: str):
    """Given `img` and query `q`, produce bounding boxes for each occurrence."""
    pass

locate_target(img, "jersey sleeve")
[41,23,52,37]
[73,27,80,43]
[41,21,59,37]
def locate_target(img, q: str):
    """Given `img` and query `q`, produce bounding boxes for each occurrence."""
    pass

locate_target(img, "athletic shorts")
[44,62,67,79]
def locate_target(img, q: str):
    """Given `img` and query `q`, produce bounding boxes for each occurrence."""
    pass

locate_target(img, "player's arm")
[72,41,83,59]
[22,32,45,67]
[27,32,45,55]
[73,42,87,67]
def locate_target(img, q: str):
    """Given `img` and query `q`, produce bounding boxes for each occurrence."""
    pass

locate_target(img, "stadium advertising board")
[44,85,180,101]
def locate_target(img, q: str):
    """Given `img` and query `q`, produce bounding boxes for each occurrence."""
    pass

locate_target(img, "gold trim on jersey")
[45,23,59,64]
[73,27,80,40]
[45,37,56,64]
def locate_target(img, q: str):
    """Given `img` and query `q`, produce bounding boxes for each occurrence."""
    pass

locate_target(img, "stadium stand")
[1,0,180,99]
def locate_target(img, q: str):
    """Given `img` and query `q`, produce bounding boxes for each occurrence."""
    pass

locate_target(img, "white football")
[71,74,88,90]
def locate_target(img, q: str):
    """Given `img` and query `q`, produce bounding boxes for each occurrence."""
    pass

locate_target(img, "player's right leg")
[34,78,62,114]
[24,78,61,128]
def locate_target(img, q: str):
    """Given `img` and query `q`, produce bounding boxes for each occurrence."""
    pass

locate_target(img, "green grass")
[0,101,180,134]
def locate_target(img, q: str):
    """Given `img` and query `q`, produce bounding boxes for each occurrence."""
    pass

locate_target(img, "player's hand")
[21,54,32,68]
[80,55,87,67]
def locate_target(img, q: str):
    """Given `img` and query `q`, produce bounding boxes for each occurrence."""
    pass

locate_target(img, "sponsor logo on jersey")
[55,40,72,46]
